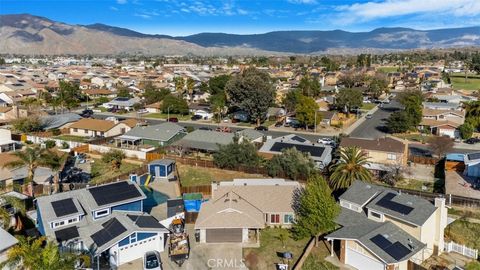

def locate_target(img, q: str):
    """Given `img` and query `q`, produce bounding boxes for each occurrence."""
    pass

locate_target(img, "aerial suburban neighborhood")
[1,2,480,270]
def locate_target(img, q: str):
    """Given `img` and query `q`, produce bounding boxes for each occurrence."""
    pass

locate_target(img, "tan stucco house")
[194,179,300,245]
[69,118,132,138]
[326,181,448,270]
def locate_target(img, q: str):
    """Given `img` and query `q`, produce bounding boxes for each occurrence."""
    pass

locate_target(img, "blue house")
[148,159,175,180]
[35,181,168,268]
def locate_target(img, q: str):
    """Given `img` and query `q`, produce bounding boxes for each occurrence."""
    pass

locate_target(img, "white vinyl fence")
[445,241,478,259]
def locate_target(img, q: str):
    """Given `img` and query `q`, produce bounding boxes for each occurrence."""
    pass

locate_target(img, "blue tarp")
[184,200,202,212]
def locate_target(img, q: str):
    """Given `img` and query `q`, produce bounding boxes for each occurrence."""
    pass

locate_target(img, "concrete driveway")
[160,224,247,270]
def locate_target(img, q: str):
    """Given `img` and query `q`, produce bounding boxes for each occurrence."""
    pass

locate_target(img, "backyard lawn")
[90,159,141,184]
[144,113,191,121]
[243,228,310,270]
[377,66,400,73]
[445,219,480,250]
[55,135,88,142]
[177,163,266,186]
[395,178,434,192]
[450,74,480,91]
[303,242,339,270]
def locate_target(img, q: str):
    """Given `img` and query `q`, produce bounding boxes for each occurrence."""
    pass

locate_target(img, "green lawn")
[450,75,480,91]
[177,164,265,187]
[90,159,141,184]
[243,228,310,270]
[377,66,400,73]
[144,113,191,121]
[448,208,480,220]
[361,103,376,111]
[395,179,434,192]
[445,219,480,250]
[303,243,339,270]
[55,135,88,142]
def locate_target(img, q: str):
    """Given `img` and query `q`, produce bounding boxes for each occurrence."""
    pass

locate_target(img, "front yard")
[144,113,191,121]
[243,228,310,270]
[177,163,266,187]
[445,219,480,250]
[90,159,142,184]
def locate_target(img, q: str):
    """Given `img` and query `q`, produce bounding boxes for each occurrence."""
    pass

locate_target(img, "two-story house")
[195,179,300,245]
[420,107,465,138]
[340,137,408,175]
[35,181,168,268]
[326,181,448,270]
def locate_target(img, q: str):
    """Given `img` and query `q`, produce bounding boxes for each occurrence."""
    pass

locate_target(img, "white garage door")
[346,248,384,270]
[118,234,162,265]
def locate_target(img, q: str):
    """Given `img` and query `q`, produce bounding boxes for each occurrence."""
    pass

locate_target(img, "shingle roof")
[339,181,385,206]
[123,122,184,142]
[174,130,235,151]
[340,137,405,154]
[69,118,117,132]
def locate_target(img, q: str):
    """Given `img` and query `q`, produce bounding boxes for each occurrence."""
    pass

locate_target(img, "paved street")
[349,100,402,139]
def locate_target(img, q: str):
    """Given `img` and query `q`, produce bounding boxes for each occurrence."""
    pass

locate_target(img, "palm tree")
[186,78,195,98]
[0,236,81,270]
[40,150,67,194]
[0,195,26,230]
[330,146,372,190]
[3,146,47,196]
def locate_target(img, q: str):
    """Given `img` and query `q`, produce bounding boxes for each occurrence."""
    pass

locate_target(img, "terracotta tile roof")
[69,118,117,132]
[340,137,405,154]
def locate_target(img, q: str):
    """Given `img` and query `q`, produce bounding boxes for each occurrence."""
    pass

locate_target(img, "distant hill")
[1,14,479,55]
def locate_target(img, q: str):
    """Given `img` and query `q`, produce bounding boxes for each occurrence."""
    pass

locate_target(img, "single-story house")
[0,129,17,153]
[115,122,185,148]
[235,129,264,143]
[35,181,168,268]
[258,134,332,169]
[266,107,286,121]
[145,102,163,113]
[195,179,300,245]
[173,130,238,152]
[69,118,132,138]
[189,104,213,120]
[319,111,340,126]
[102,97,140,111]
[41,113,82,131]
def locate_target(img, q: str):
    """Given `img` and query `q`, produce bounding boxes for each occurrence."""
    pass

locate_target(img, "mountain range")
[1,14,479,55]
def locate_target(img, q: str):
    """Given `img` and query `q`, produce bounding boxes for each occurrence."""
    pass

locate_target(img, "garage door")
[117,234,162,265]
[206,229,242,243]
[346,248,384,270]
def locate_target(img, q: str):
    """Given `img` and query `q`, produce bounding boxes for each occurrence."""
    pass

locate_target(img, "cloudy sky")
[1,0,479,35]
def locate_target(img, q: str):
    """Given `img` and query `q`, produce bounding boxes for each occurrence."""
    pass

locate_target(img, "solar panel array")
[55,226,79,242]
[127,214,164,228]
[51,198,78,217]
[91,218,127,247]
[88,182,142,206]
[291,136,307,143]
[468,152,480,160]
[370,234,411,261]
[270,142,325,157]
[376,192,413,215]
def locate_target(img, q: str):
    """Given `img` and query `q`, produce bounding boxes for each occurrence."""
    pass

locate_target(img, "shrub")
[62,142,69,149]
[44,140,56,149]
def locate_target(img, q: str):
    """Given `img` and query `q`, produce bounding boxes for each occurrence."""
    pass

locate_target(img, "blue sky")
[1,0,479,36]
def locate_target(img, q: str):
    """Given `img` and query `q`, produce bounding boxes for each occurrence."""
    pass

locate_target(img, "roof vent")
[366,185,371,189]
[406,201,413,206]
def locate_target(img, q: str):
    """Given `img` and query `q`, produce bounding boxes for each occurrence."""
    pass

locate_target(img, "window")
[387,153,397,160]
[283,214,294,224]
[370,211,382,219]
[73,128,78,132]
[84,129,88,134]
[94,209,110,219]
[68,217,78,224]
[52,220,65,228]
[270,214,280,224]
[100,132,105,136]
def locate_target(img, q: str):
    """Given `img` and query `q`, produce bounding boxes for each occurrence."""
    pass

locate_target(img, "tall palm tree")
[0,195,26,230]
[3,146,47,196]
[330,146,372,190]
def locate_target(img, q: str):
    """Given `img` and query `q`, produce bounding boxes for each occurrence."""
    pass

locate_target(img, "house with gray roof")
[173,130,237,152]
[325,181,448,270]
[41,113,82,130]
[115,122,185,148]
[35,181,168,268]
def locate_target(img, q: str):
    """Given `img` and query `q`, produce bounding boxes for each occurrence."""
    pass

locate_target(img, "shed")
[148,159,175,180]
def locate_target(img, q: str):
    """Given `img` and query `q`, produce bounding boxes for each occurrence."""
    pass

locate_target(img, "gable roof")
[340,137,405,154]
[69,118,118,132]
[123,122,184,142]
[41,113,82,130]
[339,181,385,206]
[174,130,235,151]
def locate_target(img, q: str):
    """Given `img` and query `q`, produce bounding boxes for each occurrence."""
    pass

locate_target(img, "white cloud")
[288,0,317,4]
[337,0,480,21]
[110,6,119,11]
[116,0,127,4]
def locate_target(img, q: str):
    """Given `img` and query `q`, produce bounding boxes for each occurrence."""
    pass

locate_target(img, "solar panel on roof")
[376,192,413,215]
[55,226,79,242]
[270,142,325,157]
[385,242,411,260]
[127,214,164,228]
[51,198,78,217]
[370,234,392,249]
[291,136,306,143]
[88,182,142,206]
[468,153,480,160]
[91,218,127,247]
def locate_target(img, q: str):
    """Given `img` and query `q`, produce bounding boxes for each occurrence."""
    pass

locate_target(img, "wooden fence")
[408,154,439,165]
[180,185,212,196]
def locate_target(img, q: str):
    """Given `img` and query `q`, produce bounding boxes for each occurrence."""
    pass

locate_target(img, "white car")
[317,138,335,146]
[137,109,148,114]
[144,251,162,270]
[365,114,373,119]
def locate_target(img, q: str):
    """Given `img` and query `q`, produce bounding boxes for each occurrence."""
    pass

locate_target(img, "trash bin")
[195,230,200,242]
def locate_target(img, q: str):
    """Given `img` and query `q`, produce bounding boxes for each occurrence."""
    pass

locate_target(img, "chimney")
[211,181,218,198]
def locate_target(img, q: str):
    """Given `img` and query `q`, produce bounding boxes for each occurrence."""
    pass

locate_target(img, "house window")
[73,128,78,132]
[100,132,105,136]
[68,217,78,224]
[52,220,65,228]
[121,128,125,134]
[283,214,294,224]
[270,214,280,224]
[84,129,88,134]
[94,209,110,219]
[387,153,397,160]
[370,211,382,219]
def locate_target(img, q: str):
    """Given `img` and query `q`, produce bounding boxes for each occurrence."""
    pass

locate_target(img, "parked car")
[198,127,213,131]
[255,125,268,131]
[365,114,373,119]
[465,137,480,144]
[191,115,203,121]
[137,109,148,114]
[167,117,179,122]
[79,109,93,118]
[317,138,335,146]
[144,251,162,270]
